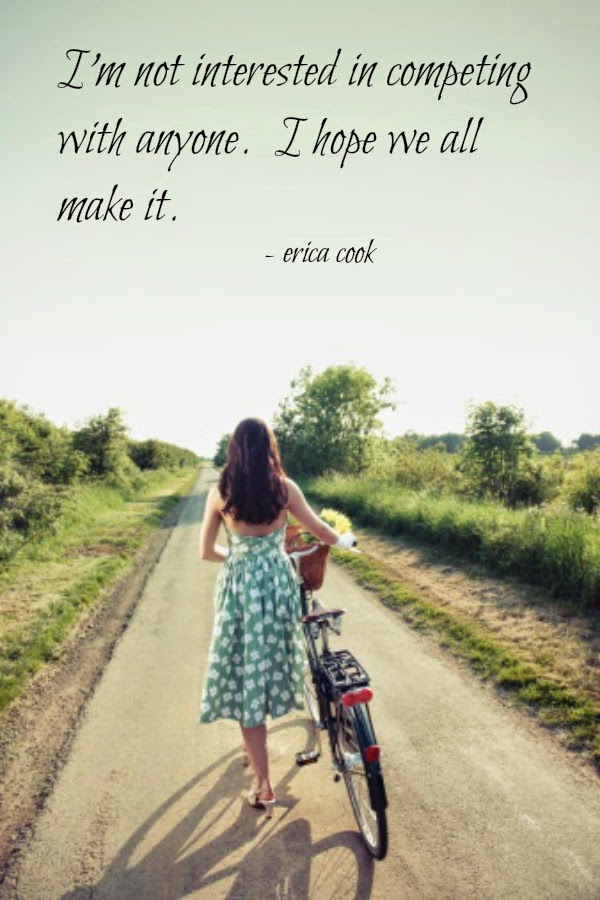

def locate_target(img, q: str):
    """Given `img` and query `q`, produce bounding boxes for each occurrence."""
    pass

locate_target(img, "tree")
[574,434,600,452]
[531,431,563,454]
[213,433,231,468]
[461,402,534,504]
[274,365,395,475]
[417,433,465,454]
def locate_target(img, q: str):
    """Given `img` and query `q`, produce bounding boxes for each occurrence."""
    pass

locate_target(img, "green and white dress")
[200,524,305,728]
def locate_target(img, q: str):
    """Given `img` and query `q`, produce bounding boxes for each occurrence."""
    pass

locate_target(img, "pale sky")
[1,1,598,455]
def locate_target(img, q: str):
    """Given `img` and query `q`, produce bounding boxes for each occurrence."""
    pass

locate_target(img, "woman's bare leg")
[240,724,274,797]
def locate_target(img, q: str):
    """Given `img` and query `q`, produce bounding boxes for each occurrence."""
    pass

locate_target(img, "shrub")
[561,449,600,514]
[0,463,66,560]
[365,435,460,493]
[129,438,198,471]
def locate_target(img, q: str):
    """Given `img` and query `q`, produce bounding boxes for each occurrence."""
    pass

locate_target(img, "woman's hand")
[334,532,357,550]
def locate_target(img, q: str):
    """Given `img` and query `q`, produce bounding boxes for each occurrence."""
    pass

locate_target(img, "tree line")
[214,365,600,515]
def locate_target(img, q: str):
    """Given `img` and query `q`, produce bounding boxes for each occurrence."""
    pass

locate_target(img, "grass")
[331,547,600,765]
[0,467,198,713]
[307,475,600,606]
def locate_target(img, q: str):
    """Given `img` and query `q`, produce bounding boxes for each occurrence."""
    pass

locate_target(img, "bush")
[365,436,460,493]
[0,464,66,560]
[72,408,133,482]
[129,438,198,471]
[0,400,87,485]
[561,449,600,514]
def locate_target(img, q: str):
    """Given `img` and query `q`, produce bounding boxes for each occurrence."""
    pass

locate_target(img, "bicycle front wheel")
[337,703,388,860]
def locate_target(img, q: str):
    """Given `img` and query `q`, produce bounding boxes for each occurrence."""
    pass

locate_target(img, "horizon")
[1,384,594,459]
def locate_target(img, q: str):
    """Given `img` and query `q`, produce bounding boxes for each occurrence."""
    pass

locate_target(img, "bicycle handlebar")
[287,542,324,561]
[287,541,360,562]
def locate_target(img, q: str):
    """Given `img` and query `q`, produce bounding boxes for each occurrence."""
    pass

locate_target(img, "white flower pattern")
[200,524,304,728]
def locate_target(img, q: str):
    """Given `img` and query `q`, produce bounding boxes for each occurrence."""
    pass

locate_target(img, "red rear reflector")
[341,687,373,707]
[363,744,380,763]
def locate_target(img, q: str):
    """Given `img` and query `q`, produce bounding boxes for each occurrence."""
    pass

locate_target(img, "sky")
[0,1,598,455]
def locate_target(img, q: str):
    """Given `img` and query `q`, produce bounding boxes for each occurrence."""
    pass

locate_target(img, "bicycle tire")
[337,703,388,860]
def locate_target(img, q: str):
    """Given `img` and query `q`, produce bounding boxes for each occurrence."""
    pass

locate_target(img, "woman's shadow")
[62,721,376,899]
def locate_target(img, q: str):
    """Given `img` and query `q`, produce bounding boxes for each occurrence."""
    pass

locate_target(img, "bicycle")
[288,540,389,860]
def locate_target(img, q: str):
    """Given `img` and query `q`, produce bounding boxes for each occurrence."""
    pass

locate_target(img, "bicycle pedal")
[333,773,341,783]
[296,750,320,766]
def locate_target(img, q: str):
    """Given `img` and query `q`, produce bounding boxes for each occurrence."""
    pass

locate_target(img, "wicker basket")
[285,526,330,591]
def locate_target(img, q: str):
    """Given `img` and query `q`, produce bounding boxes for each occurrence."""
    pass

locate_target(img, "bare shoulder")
[285,478,303,500]
[285,477,309,513]
[207,484,225,511]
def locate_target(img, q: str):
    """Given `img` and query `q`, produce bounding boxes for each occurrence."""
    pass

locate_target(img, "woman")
[199,418,354,816]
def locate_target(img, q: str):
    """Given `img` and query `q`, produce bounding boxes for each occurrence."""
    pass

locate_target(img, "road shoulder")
[0,485,194,882]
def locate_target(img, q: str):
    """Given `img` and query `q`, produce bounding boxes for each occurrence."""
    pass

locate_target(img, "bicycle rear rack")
[321,650,370,693]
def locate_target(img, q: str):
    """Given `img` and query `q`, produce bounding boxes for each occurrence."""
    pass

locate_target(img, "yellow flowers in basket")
[285,508,352,590]
[286,508,352,545]
[319,508,352,534]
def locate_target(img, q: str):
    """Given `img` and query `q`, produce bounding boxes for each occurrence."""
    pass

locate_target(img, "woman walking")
[199,418,354,816]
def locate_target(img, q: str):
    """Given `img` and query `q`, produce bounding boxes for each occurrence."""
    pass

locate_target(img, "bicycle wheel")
[337,703,388,860]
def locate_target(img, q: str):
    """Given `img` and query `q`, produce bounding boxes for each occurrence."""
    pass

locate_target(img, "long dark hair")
[219,418,288,524]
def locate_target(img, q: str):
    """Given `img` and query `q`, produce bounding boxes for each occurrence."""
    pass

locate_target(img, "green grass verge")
[307,475,600,606]
[0,467,199,713]
[332,548,600,764]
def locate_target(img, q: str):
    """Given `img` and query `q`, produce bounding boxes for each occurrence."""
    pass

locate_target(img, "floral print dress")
[200,524,305,728]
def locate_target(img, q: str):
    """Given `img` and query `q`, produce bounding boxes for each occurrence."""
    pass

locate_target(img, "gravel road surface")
[4,469,600,899]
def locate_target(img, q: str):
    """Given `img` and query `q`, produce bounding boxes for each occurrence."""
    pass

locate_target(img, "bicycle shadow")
[61,721,376,899]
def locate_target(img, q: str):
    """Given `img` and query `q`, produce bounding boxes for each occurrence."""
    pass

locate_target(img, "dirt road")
[4,469,600,899]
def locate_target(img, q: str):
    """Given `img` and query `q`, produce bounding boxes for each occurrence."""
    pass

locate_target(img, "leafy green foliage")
[129,438,198,471]
[0,400,88,484]
[416,433,465,453]
[0,401,199,565]
[561,449,600,514]
[461,402,535,505]
[0,464,67,560]
[72,407,138,487]
[213,433,231,468]
[274,365,395,475]
[531,431,563,454]
[364,435,460,493]
[574,434,600,452]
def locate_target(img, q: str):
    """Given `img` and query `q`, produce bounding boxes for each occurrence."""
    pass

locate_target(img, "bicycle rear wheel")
[337,703,388,860]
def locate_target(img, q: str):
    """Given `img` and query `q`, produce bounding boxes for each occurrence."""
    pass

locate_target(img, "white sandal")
[247,786,276,818]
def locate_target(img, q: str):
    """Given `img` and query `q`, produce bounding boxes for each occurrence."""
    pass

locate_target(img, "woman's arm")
[286,479,343,546]
[199,485,228,562]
